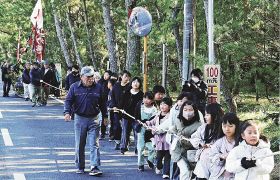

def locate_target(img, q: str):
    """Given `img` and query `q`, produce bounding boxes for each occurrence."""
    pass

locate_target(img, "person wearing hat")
[64,66,107,176]
[182,68,207,115]
[29,62,43,106]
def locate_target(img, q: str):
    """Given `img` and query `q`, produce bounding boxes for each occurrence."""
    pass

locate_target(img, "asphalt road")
[0,81,162,180]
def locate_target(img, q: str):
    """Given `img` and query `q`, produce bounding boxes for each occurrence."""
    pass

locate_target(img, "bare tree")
[52,5,72,67]
[82,0,97,69]
[125,0,140,71]
[172,2,183,79]
[101,0,118,72]
[66,8,83,68]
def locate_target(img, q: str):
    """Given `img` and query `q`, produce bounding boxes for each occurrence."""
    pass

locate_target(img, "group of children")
[99,69,275,180]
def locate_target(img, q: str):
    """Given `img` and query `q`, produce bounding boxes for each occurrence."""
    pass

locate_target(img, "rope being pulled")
[40,80,66,92]
[108,108,190,142]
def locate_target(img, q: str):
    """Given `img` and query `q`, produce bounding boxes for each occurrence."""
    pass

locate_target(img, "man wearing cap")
[64,66,107,176]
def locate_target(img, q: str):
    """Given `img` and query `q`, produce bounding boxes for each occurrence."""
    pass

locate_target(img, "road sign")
[128,7,152,37]
[204,64,220,103]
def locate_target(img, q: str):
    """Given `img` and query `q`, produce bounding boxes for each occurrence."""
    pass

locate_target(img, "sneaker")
[89,167,103,176]
[76,169,85,174]
[32,103,36,107]
[25,98,29,101]
[121,148,128,155]
[134,148,138,155]
[146,160,154,169]
[114,143,120,150]
[155,168,161,174]
[138,165,144,171]
[162,174,169,179]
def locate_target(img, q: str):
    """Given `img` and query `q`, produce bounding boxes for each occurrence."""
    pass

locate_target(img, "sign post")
[204,64,220,103]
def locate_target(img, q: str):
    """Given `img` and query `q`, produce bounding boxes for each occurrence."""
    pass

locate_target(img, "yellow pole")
[143,36,148,92]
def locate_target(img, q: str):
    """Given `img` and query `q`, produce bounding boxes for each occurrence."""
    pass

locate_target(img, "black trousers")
[156,150,171,175]
[3,80,12,96]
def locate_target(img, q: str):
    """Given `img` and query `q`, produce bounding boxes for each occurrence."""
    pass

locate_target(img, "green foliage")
[0,0,278,97]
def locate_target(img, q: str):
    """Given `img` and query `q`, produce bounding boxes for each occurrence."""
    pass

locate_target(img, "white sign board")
[204,64,221,103]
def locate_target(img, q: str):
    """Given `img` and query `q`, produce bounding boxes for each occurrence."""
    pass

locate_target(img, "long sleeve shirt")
[64,81,107,118]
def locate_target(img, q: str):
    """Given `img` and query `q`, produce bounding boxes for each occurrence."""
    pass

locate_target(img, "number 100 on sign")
[204,65,220,103]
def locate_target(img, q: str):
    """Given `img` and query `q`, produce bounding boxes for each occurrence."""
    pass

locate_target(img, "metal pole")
[208,0,215,64]
[17,29,21,63]
[143,36,148,92]
[162,43,166,88]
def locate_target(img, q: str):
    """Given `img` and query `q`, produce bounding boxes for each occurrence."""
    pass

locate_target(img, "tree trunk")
[204,0,209,35]
[101,0,118,72]
[66,9,83,68]
[222,78,238,113]
[125,0,141,71]
[192,0,197,67]
[52,6,72,67]
[255,70,259,102]
[82,0,97,69]
[172,2,183,80]
[182,0,193,84]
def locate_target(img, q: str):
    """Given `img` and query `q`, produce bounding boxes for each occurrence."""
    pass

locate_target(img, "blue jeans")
[121,118,137,149]
[74,114,100,169]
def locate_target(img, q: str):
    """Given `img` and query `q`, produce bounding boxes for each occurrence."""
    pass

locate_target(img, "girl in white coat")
[225,120,274,180]
[191,103,224,179]
[208,112,240,180]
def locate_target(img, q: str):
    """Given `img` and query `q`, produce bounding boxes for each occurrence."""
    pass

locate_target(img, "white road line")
[1,128,14,146]
[13,173,26,180]
[0,111,2,118]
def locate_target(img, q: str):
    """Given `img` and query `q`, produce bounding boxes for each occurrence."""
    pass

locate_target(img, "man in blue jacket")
[64,66,107,176]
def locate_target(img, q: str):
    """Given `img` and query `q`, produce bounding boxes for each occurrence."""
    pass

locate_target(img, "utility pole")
[208,0,215,64]
[162,43,167,89]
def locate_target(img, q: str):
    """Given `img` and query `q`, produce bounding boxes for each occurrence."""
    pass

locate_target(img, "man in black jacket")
[22,62,31,101]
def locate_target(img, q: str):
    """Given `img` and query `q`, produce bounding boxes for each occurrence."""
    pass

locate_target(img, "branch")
[0,29,12,35]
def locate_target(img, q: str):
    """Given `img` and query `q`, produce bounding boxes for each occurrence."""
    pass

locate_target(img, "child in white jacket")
[225,120,274,180]
[190,103,224,179]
